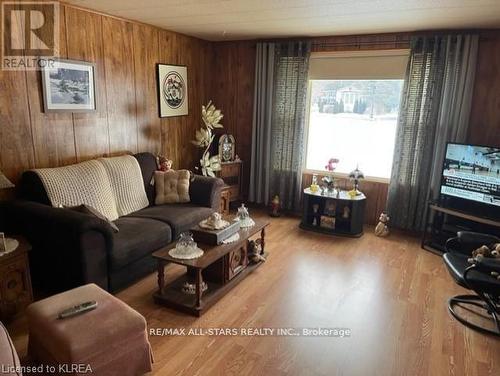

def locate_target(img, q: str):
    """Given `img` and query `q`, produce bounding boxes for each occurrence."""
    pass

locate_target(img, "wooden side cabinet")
[219,185,231,215]
[0,236,33,321]
[217,161,242,203]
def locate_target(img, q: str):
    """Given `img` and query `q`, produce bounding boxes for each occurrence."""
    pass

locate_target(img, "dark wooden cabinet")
[217,161,242,202]
[0,236,33,321]
[219,186,231,215]
[300,188,366,237]
[226,244,248,281]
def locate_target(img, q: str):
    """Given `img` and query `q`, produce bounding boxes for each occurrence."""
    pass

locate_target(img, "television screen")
[441,143,500,207]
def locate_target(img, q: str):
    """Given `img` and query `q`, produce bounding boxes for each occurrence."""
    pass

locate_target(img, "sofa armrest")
[1,200,113,291]
[189,175,225,210]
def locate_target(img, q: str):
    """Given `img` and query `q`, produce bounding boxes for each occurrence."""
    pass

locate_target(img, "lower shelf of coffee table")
[153,255,267,317]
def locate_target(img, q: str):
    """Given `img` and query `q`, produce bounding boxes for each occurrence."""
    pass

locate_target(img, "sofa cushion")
[64,204,119,233]
[154,170,190,204]
[110,217,171,271]
[99,155,149,217]
[33,159,119,221]
[128,204,214,239]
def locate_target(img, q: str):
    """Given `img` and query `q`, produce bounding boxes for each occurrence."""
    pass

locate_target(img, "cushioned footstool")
[26,284,153,376]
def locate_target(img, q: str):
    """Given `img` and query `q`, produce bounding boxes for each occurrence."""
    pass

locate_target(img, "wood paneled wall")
[468,31,500,147]
[0,2,213,186]
[212,41,255,199]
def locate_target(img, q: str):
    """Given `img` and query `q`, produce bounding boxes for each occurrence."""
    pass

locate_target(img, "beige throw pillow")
[155,170,190,204]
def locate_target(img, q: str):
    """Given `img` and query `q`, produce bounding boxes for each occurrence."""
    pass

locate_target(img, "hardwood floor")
[7,211,500,375]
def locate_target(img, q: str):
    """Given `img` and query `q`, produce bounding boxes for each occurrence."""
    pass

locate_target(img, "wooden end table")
[0,236,33,321]
[153,219,269,316]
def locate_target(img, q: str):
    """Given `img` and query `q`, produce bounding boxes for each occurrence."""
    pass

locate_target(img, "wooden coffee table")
[153,219,269,316]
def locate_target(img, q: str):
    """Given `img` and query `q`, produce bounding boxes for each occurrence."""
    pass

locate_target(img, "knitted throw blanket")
[34,159,119,221]
[98,155,149,216]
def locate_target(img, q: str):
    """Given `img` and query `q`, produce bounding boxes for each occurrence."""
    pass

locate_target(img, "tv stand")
[421,203,500,254]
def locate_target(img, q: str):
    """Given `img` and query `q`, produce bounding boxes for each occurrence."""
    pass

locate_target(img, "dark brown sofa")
[1,153,224,293]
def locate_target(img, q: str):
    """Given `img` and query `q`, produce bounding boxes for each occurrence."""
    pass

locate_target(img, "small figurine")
[310,174,319,193]
[236,203,255,228]
[157,155,173,171]
[348,166,364,196]
[375,212,390,237]
[248,239,266,263]
[322,176,335,195]
[325,158,339,172]
[270,195,281,217]
[342,206,350,219]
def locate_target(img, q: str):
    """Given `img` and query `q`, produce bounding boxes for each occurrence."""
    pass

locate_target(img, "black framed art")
[157,63,188,117]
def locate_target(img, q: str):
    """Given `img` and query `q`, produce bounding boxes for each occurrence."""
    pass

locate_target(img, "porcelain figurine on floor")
[375,212,390,237]
[270,195,281,217]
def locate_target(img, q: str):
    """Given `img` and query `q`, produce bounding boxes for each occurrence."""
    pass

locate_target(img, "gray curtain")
[387,34,478,231]
[249,43,275,205]
[250,41,311,211]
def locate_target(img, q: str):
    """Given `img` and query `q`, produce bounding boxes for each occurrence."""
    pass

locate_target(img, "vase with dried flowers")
[191,101,224,177]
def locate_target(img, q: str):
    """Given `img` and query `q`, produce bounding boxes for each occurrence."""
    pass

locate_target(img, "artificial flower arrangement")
[192,101,223,177]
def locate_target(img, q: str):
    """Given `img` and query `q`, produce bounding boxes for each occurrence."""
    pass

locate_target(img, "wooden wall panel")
[158,31,213,171]
[27,5,76,169]
[133,24,161,154]
[468,31,500,147]
[102,17,137,155]
[236,42,256,198]
[159,30,184,169]
[65,6,109,161]
[0,9,35,184]
[212,41,254,197]
[0,2,213,185]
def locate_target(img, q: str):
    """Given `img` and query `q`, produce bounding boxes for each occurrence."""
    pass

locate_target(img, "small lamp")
[348,166,364,196]
[0,171,14,190]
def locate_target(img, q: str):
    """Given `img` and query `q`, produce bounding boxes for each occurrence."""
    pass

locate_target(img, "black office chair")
[443,231,500,337]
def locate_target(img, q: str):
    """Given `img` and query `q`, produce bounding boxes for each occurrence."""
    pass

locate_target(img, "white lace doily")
[0,238,19,256]
[222,233,240,244]
[168,246,204,259]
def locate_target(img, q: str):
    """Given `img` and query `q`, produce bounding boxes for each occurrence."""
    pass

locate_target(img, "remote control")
[58,301,98,319]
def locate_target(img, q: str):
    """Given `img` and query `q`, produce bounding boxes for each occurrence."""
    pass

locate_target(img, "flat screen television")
[440,143,500,216]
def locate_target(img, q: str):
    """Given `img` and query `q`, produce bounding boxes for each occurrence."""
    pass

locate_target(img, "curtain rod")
[312,40,410,48]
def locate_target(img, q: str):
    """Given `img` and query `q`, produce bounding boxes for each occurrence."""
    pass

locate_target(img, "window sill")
[302,169,390,184]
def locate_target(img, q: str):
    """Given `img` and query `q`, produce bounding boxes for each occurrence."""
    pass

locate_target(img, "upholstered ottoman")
[26,284,153,376]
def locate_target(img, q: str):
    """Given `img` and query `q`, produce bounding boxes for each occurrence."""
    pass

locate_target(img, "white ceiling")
[66,0,500,41]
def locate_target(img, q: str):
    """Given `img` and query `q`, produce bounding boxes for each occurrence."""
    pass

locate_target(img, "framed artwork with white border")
[41,58,96,112]
[157,63,188,117]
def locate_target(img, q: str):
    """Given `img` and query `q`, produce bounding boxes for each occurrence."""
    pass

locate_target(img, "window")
[305,51,409,180]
